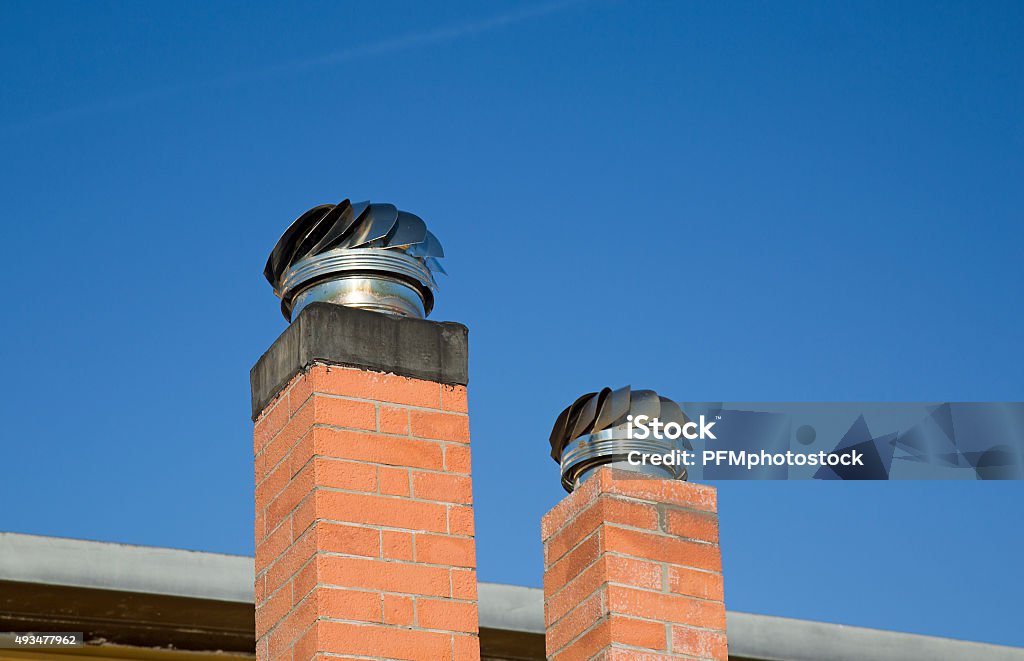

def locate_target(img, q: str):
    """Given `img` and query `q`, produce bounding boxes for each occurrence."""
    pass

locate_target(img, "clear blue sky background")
[2,0,1022,648]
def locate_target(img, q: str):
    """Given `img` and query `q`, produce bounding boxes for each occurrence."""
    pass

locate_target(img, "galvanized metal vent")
[549,386,690,492]
[264,199,445,321]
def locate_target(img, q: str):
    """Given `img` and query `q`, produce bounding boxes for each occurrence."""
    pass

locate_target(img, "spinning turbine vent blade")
[263,198,446,320]
[264,204,334,283]
[386,212,428,249]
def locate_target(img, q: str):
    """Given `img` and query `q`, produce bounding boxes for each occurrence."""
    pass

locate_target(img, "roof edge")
[2,534,1021,660]
[0,533,253,604]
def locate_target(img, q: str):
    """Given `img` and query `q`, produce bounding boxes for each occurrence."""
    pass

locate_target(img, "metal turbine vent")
[549,386,691,493]
[264,199,445,321]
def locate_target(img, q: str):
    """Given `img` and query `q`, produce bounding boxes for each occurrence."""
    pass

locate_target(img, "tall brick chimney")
[251,303,479,661]
[542,468,727,661]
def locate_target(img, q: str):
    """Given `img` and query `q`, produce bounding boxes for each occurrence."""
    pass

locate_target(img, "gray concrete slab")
[250,302,469,419]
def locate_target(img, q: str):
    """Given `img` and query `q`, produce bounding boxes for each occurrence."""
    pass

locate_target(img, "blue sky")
[2,0,1022,647]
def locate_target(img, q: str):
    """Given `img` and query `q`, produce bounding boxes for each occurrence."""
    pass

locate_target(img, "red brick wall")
[542,469,727,661]
[253,364,479,661]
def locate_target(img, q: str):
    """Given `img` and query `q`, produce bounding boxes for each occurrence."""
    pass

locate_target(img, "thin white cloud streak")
[2,0,588,135]
[232,0,586,82]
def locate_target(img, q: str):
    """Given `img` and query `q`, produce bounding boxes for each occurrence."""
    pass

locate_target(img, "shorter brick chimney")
[542,468,727,660]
